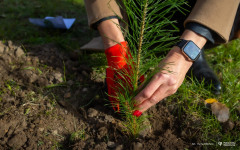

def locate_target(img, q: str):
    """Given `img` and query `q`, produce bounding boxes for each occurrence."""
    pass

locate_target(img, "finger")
[136,84,169,112]
[134,74,165,104]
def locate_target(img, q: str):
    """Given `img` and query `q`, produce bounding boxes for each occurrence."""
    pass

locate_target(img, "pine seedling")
[108,0,187,138]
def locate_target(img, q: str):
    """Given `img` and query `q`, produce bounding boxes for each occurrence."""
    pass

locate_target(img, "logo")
[223,142,236,146]
[218,142,222,146]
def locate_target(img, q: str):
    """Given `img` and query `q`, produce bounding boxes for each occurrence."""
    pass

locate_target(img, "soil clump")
[0,41,238,149]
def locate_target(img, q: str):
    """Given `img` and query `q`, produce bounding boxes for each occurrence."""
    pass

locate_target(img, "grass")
[168,39,240,147]
[0,0,94,51]
[70,129,86,142]
[0,0,239,148]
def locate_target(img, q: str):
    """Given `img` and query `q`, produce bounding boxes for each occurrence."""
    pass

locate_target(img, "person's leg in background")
[229,5,240,41]
[187,2,240,95]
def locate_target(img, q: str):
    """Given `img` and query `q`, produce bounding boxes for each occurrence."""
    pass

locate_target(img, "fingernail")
[133,110,142,117]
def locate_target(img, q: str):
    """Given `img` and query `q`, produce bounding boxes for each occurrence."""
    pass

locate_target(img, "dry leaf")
[211,102,229,123]
[205,98,218,104]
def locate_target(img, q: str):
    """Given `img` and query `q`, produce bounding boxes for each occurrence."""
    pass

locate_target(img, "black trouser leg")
[188,48,221,95]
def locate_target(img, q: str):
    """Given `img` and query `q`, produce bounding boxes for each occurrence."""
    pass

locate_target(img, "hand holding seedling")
[134,30,207,114]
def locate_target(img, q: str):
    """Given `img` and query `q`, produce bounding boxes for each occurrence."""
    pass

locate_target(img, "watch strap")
[176,39,188,48]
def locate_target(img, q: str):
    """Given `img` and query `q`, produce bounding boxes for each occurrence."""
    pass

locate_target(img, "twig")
[136,0,148,87]
[22,102,41,106]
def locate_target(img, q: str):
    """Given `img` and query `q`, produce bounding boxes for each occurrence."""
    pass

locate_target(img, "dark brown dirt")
[0,41,238,150]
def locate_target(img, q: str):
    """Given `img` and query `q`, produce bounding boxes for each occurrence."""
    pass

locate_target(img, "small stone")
[21,120,27,128]
[69,50,81,61]
[39,128,44,132]
[30,124,35,129]
[107,141,116,148]
[227,58,233,63]
[82,88,88,92]
[65,110,68,114]
[224,120,235,131]
[79,65,91,72]
[15,47,25,57]
[38,77,48,87]
[89,140,95,146]
[82,71,88,77]
[19,91,25,98]
[104,115,114,123]
[48,74,55,82]
[65,60,74,68]
[0,41,4,46]
[138,116,152,138]
[94,142,107,150]
[167,117,171,121]
[52,130,58,135]
[71,67,78,71]
[64,92,71,99]
[1,54,11,63]
[67,80,74,85]
[39,120,43,124]
[132,142,143,150]
[31,57,39,66]
[7,132,27,149]
[236,121,240,130]
[23,69,33,77]
[115,145,124,150]
[237,105,240,115]
[7,40,13,47]
[84,134,90,140]
[98,127,108,136]
[180,131,187,137]
[58,100,69,107]
[53,72,63,83]
[4,46,9,53]
[0,45,4,53]
[29,73,38,83]
[87,108,98,118]
[6,96,15,102]
[46,103,51,108]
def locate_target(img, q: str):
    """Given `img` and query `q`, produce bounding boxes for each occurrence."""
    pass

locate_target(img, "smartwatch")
[176,39,201,61]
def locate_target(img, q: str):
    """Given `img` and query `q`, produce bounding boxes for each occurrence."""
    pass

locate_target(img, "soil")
[0,41,239,150]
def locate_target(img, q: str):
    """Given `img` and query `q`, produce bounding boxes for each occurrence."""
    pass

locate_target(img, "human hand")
[133,47,193,114]
[133,30,207,116]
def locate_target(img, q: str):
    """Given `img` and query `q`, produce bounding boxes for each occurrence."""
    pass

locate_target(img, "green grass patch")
[0,0,94,51]
[169,39,240,146]
[1,0,239,147]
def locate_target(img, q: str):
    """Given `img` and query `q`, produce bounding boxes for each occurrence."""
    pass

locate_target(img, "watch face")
[183,41,201,60]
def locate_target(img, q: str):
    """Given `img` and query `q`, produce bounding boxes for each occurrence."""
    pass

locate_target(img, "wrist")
[167,46,193,67]
[98,19,125,49]
[166,29,207,63]
[161,46,192,75]
[180,29,207,49]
